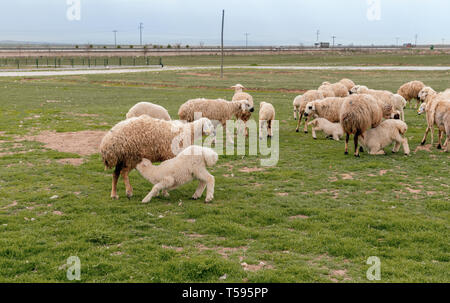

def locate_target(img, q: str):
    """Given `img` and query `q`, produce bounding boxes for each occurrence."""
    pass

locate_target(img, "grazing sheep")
[339,78,356,93]
[292,90,324,132]
[136,145,218,203]
[303,97,347,124]
[359,119,410,155]
[126,102,171,120]
[319,82,349,98]
[418,95,450,151]
[393,94,407,121]
[397,80,425,108]
[259,102,275,139]
[340,94,383,157]
[231,84,254,137]
[351,85,401,120]
[307,118,344,141]
[178,98,254,144]
[100,116,215,199]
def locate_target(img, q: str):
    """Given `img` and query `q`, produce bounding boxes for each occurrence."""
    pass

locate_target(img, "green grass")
[0,64,449,282]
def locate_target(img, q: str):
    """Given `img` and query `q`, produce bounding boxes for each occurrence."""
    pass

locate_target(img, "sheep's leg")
[204,174,215,203]
[195,169,215,203]
[344,133,349,155]
[192,181,207,200]
[437,130,443,149]
[421,126,430,145]
[259,120,264,139]
[111,165,121,199]
[268,120,272,137]
[392,141,401,153]
[401,109,405,121]
[332,133,339,141]
[354,132,360,157]
[303,115,309,133]
[293,107,297,120]
[142,177,174,203]
[295,111,303,132]
[402,138,410,155]
[121,167,133,199]
[311,127,317,139]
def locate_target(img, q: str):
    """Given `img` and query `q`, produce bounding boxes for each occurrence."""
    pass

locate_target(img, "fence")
[0,56,164,69]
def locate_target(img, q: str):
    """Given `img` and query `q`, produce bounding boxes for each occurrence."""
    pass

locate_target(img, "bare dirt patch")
[414,144,433,153]
[56,158,85,166]
[162,245,183,252]
[289,214,309,220]
[239,167,266,173]
[240,261,274,272]
[340,173,354,180]
[25,131,106,156]
[196,244,248,259]
[276,192,289,196]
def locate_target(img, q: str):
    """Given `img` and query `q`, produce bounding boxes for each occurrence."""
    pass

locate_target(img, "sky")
[0,0,449,46]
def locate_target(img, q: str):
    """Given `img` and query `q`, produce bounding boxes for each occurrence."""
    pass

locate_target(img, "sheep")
[178,98,254,144]
[259,102,275,139]
[136,145,218,203]
[417,94,450,151]
[292,90,324,132]
[231,84,254,137]
[340,94,384,157]
[100,115,215,199]
[307,118,344,141]
[319,81,349,98]
[303,97,347,124]
[126,101,171,120]
[339,78,356,93]
[397,80,425,109]
[393,94,407,121]
[351,85,402,120]
[359,119,410,155]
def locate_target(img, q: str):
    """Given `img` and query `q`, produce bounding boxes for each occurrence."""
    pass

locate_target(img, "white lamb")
[136,145,218,203]
[259,101,275,139]
[359,119,410,155]
[307,118,344,141]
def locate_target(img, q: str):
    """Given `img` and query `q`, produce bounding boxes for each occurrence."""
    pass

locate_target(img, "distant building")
[403,43,413,48]
[314,42,330,48]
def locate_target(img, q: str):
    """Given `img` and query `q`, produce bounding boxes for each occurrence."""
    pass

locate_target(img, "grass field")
[0,60,449,282]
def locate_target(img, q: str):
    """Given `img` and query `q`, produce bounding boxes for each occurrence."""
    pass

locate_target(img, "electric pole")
[332,36,336,47]
[415,34,418,46]
[316,30,320,42]
[139,22,144,45]
[113,30,118,47]
[244,32,250,48]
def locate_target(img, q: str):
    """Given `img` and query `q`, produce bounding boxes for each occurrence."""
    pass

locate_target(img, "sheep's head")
[417,103,426,115]
[321,81,331,86]
[239,99,254,113]
[349,85,360,94]
[381,104,394,119]
[418,87,435,102]
[231,84,245,92]
[303,101,316,117]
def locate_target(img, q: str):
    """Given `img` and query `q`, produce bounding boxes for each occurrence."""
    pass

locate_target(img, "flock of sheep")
[99,78,449,203]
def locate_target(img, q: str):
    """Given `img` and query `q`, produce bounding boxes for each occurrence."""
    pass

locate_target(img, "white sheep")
[126,102,171,120]
[259,102,275,139]
[319,81,349,98]
[418,93,450,151]
[292,90,324,132]
[307,118,344,141]
[231,84,254,137]
[339,78,356,93]
[351,85,402,120]
[100,116,215,199]
[136,145,218,203]
[397,80,425,109]
[303,97,347,123]
[359,119,410,155]
[178,98,254,144]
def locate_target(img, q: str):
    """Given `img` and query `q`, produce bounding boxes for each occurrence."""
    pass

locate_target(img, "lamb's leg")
[142,177,174,203]
[192,181,207,200]
[195,169,215,203]
[345,133,349,155]
[402,138,410,155]
[121,167,133,199]
[392,141,401,153]
[312,127,317,139]
[111,165,121,199]
[421,126,430,145]
[295,111,303,132]
[430,126,435,147]
[332,133,339,141]
[437,130,443,149]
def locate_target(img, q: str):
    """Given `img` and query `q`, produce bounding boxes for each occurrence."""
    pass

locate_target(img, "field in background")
[0,63,449,282]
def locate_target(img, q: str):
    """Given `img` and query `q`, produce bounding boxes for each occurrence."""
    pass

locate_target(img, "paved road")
[1,65,449,77]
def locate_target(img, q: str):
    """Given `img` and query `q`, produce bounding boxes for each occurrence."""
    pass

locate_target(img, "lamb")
[359,119,410,155]
[318,81,349,98]
[351,85,402,120]
[231,84,254,137]
[417,93,450,151]
[126,101,171,120]
[292,90,324,132]
[397,80,425,108]
[339,78,356,93]
[307,118,344,141]
[303,97,347,123]
[259,102,275,139]
[340,94,383,157]
[100,115,215,199]
[178,97,254,143]
[136,145,218,203]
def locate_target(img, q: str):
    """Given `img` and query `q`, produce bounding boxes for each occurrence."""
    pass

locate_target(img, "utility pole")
[316,30,320,42]
[139,22,144,45]
[221,10,224,78]
[244,32,250,48]
[113,30,118,47]
[332,36,336,47]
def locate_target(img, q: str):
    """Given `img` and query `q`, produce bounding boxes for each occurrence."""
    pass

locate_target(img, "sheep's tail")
[202,147,219,167]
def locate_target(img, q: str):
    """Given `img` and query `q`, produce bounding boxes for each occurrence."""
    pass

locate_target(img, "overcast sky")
[0,0,449,46]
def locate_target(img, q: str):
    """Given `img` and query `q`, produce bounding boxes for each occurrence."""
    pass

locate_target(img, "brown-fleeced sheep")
[319,82,349,98]
[303,97,347,124]
[340,94,383,157]
[100,116,215,199]
[397,80,425,109]
[259,101,276,139]
[351,85,400,120]
[126,102,171,120]
[339,78,356,93]
[292,90,324,132]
